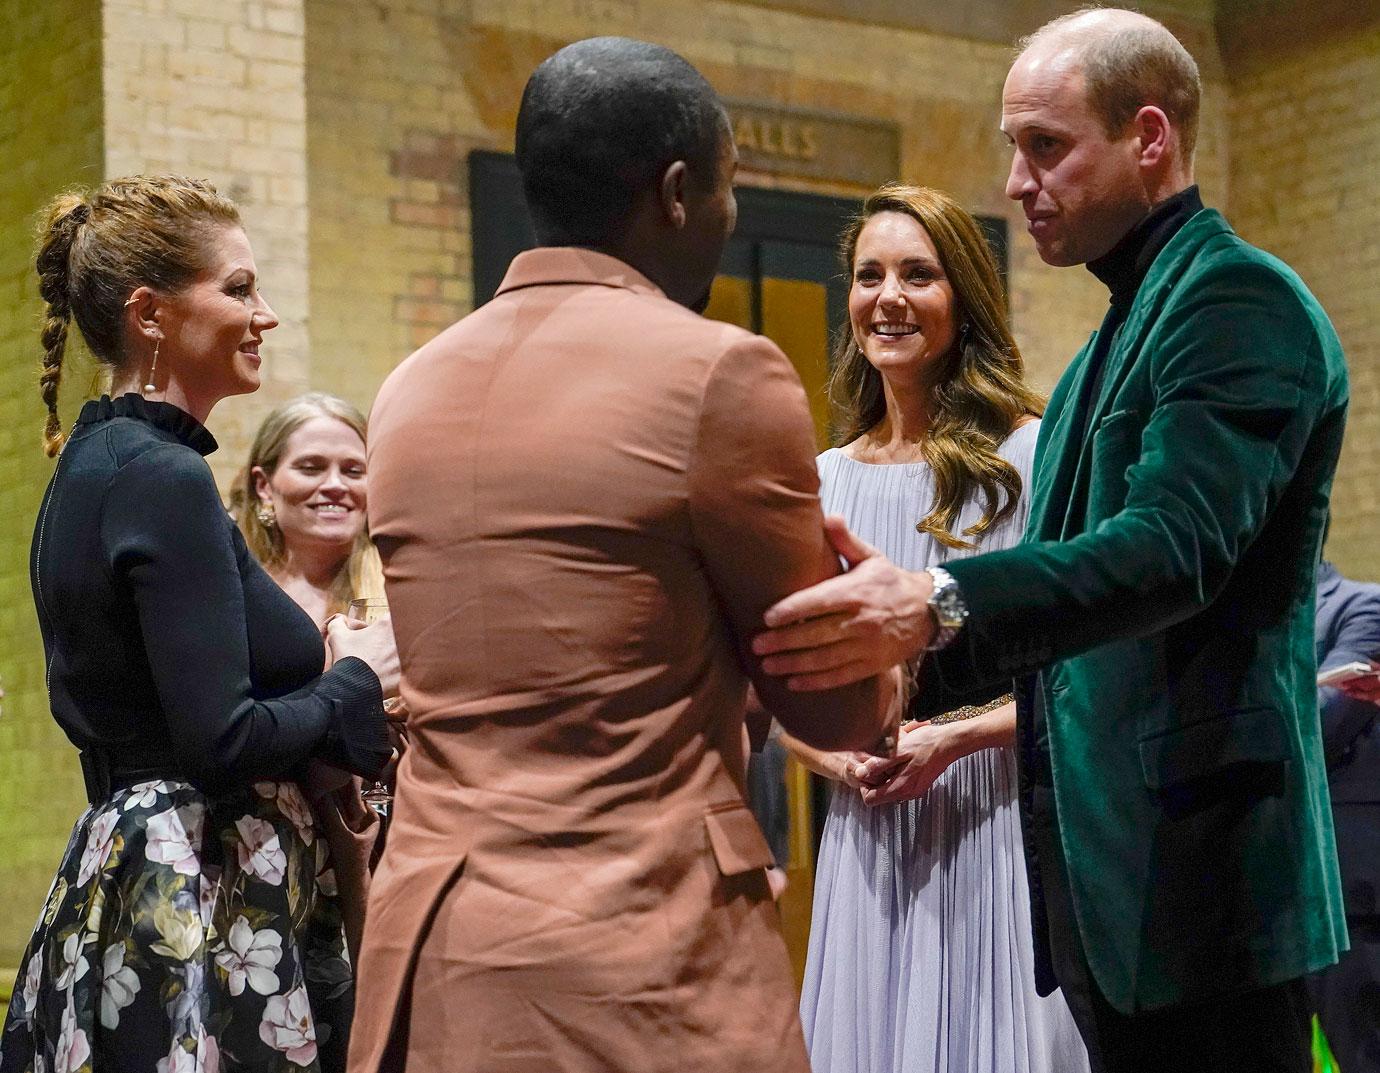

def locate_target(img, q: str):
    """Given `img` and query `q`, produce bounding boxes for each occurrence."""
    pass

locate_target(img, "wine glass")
[346,597,400,820]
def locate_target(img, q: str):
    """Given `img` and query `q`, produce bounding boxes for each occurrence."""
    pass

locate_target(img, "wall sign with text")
[725,100,901,189]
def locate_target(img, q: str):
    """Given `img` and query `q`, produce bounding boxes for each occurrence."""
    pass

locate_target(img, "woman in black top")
[1,176,398,1073]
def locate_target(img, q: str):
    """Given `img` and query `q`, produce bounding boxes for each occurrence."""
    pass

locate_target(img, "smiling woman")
[233,393,384,628]
[231,393,393,966]
[1,177,399,1073]
[779,183,1089,1073]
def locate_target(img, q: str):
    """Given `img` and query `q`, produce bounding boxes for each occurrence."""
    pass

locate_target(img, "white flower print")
[168,961,206,1034]
[157,1039,195,1073]
[214,917,282,997]
[76,808,120,886]
[259,986,317,1066]
[55,932,90,992]
[198,864,222,930]
[149,902,204,962]
[20,950,41,1025]
[273,782,315,846]
[122,779,172,811]
[54,1000,90,1073]
[100,942,141,1029]
[156,1029,219,1073]
[235,816,286,886]
[146,803,206,877]
[197,1027,221,1073]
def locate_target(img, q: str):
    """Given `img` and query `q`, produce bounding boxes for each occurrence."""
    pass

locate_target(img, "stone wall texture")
[1228,26,1380,577]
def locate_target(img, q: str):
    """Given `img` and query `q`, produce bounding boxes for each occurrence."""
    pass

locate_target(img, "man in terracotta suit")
[347,37,891,1073]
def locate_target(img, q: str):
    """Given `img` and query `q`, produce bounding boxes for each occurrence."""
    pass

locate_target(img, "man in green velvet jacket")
[755,9,1347,1072]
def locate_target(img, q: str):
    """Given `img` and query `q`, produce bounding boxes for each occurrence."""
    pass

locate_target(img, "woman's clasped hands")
[326,613,402,706]
[850,720,958,806]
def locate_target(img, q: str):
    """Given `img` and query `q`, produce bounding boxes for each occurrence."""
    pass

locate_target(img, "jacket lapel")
[1038,209,1236,541]
[1027,337,1097,542]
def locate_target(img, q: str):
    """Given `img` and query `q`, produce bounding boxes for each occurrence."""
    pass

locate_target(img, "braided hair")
[32,176,240,456]
[34,196,89,456]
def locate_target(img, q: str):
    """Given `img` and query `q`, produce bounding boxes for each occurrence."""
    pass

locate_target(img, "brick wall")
[1228,27,1380,578]
[0,0,104,977]
[103,0,311,489]
[304,0,1230,400]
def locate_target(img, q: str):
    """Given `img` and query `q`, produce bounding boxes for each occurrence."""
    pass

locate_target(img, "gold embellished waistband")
[925,693,1014,727]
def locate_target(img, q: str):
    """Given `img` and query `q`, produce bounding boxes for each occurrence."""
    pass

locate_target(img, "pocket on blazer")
[1089,409,1142,516]
[1137,705,1290,790]
[703,801,775,875]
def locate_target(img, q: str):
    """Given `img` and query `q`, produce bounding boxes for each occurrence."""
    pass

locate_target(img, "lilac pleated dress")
[800,423,1090,1073]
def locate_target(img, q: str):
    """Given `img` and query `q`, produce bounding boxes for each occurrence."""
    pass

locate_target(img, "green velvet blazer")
[922,209,1350,1013]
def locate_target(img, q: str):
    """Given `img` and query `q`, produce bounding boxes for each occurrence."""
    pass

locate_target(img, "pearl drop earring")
[144,336,160,395]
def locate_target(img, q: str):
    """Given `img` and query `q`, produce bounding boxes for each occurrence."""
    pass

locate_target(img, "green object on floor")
[1315,1014,1340,1073]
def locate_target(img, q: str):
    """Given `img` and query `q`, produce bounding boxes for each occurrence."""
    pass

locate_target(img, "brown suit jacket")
[348,248,884,1072]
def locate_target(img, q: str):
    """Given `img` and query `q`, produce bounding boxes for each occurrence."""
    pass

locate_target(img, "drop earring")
[144,336,160,395]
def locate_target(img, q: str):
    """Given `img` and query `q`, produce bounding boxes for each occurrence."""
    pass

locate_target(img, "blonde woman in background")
[232,393,392,966]
[233,393,384,628]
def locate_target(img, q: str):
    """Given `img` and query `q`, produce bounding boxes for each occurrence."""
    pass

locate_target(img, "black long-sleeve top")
[31,393,387,795]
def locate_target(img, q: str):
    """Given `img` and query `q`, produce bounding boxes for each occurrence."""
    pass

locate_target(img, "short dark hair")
[1018,8,1201,159]
[515,37,729,247]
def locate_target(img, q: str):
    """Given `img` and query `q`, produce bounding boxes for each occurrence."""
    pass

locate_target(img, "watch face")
[931,581,967,629]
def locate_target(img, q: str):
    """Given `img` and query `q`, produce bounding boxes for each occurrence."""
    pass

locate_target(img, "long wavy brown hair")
[830,184,1045,549]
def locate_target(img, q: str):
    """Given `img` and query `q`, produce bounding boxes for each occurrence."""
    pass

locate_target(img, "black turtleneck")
[1073,186,1204,441]
[30,393,388,798]
[1087,185,1204,308]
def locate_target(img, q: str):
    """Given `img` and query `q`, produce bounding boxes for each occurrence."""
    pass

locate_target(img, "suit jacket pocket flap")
[1138,706,1289,789]
[703,802,774,875]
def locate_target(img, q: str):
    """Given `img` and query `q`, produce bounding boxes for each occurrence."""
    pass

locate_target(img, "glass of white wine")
[346,597,402,819]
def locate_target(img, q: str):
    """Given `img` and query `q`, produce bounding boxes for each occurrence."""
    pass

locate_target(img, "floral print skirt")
[0,778,352,1073]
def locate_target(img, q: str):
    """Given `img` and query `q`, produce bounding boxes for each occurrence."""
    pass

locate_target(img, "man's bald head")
[1016,7,1200,160]
[515,37,730,248]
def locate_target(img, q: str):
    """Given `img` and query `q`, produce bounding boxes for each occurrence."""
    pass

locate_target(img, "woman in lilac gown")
[782,184,1089,1073]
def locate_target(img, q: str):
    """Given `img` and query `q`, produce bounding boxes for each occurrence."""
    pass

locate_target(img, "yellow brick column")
[0,0,104,987]
[1227,27,1380,578]
[104,0,312,486]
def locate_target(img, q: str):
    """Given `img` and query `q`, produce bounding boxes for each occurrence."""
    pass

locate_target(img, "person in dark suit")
[1311,559,1380,1071]
[753,9,1348,1072]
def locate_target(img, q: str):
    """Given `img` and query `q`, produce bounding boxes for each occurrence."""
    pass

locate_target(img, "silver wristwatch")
[924,566,968,651]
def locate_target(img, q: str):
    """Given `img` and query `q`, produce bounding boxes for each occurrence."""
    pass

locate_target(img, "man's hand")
[753,515,936,690]
[1339,661,1380,704]
[827,749,899,791]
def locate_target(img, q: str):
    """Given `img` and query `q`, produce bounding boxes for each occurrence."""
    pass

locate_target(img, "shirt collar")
[494,247,665,300]
[75,393,218,456]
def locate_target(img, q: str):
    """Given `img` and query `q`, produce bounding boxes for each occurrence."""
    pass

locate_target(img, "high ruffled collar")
[75,393,218,456]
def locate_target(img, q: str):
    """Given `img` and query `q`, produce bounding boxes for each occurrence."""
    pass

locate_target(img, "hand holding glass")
[346,598,403,819]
